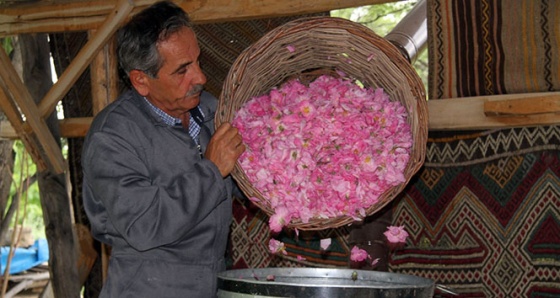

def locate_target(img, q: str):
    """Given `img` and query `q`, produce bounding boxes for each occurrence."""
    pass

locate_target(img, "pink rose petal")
[320,238,332,251]
[232,75,412,230]
[268,239,286,255]
[350,246,369,262]
[384,225,409,244]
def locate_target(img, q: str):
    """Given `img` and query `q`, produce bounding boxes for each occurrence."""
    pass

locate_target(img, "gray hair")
[117,1,192,78]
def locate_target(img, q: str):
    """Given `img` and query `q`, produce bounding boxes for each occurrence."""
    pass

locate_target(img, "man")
[82,1,245,297]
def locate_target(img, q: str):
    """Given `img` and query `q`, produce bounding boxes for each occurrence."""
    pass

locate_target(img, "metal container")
[217,268,434,298]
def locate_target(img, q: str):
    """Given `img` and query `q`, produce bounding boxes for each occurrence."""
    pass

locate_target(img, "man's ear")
[129,69,150,96]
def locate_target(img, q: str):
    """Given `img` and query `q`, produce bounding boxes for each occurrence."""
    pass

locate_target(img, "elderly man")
[82,1,245,297]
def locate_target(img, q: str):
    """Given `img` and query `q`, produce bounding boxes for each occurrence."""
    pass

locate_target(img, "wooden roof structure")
[0,0,559,175]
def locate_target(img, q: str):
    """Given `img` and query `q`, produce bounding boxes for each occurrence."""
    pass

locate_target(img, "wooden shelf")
[428,92,560,130]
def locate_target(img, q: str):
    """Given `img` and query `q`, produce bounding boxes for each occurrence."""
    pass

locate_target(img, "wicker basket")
[216,17,428,231]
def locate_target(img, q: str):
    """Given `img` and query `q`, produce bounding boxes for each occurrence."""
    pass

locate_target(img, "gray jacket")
[82,90,233,297]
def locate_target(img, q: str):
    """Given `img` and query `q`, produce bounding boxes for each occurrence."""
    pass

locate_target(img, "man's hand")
[205,123,245,177]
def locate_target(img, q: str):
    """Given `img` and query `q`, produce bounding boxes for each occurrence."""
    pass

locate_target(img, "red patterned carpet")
[390,127,560,297]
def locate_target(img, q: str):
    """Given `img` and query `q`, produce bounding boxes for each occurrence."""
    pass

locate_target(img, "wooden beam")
[0,85,48,171]
[429,92,560,130]
[58,117,93,138]
[1,117,94,140]
[37,0,134,118]
[0,0,392,36]
[90,30,118,115]
[484,93,560,116]
[0,0,133,175]
[89,34,119,284]
[0,48,65,173]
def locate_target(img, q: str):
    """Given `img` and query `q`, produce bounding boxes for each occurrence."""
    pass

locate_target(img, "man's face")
[142,27,207,118]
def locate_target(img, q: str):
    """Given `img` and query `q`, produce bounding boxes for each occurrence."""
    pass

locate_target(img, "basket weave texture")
[216,17,428,230]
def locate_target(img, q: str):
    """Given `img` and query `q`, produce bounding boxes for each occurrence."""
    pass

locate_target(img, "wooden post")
[89,28,119,284]
[0,39,66,173]
[38,0,134,118]
[90,30,119,114]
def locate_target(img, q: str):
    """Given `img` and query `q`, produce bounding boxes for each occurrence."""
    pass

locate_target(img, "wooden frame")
[0,0,133,173]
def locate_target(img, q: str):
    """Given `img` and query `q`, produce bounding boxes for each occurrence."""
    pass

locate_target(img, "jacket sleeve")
[82,125,229,252]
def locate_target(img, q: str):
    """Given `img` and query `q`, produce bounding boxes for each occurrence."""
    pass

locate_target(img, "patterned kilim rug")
[427,0,560,99]
[390,127,560,297]
[387,1,560,297]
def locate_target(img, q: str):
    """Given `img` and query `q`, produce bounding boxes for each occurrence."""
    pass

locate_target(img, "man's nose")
[193,62,207,86]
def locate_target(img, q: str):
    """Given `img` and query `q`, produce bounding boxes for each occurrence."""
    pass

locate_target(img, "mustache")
[186,84,204,98]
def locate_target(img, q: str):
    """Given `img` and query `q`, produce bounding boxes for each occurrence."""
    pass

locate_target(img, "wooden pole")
[37,0,134,118]
[0,42,65,173]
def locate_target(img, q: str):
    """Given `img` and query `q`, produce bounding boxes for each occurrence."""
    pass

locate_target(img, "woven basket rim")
[217,16,428,231]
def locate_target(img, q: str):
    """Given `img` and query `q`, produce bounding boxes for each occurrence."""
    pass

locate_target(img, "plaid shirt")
[143,97,203,145]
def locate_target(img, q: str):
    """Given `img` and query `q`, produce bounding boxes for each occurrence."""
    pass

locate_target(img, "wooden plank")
[37,0,134,118]
[0,47,65,173]
[0,118,19,139]
[1,117,94,139]
[58,117,93,138]
[90,30,118,115]
[429,92,560,130]
[0,0,391,36]
[8,271,50,282]
[0,85,48,171]
[484,93,560,116]
[88,38,115,285]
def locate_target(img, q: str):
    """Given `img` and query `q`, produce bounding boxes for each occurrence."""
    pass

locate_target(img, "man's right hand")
[205,122,245,177]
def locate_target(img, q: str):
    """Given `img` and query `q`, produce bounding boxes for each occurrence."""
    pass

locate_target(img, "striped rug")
[389,1,560,296]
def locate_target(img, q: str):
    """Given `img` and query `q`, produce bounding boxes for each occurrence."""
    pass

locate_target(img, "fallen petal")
[320,238,332,250]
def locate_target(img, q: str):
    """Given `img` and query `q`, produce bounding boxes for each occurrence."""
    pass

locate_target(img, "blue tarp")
[1,239,49,274]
